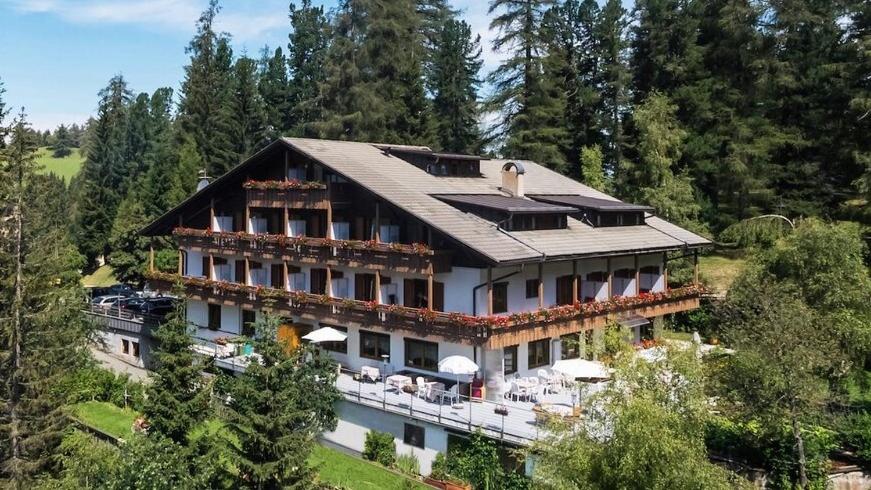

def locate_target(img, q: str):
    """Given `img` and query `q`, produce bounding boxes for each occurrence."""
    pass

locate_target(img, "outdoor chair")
[438,384,460,405]
[416,377,427,399]
[361,366,380,383]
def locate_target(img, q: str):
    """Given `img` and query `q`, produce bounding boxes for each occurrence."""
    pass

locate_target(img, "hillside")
[36,146,84,183]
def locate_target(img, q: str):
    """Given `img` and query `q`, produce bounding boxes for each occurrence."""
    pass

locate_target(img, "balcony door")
[556,275,575,305]
[403,279,444,311]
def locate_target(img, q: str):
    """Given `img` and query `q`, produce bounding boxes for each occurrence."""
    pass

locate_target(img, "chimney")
[196,169,211,192]
[501,161,526,197]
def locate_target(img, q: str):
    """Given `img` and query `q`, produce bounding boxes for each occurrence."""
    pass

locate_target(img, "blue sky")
[0,0,497,130]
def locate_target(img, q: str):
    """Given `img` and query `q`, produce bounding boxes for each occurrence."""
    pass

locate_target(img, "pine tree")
[73,75,131,266]
[596,0,630,176]
[0,78,8,150]
[316,0,430,144]
[167,134,203,208]
[288,0,330,136]
[178,0,236,177]
[138,87,176,219]
[125,92,152,189]
[51,124,73,158]
[487,0,568,171]
[229,55,268,161]
[221,314,340,488]
[258,46,291,138]
[107,194,151,286]
[143,296,210,444]
[0,110,89,487]
[429,19,483,153]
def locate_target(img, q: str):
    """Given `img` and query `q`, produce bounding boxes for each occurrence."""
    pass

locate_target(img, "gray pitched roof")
[283,138,711,263]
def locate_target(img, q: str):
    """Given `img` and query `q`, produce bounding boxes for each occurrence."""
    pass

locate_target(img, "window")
[503,345,518,375]
[213,257,230,281]
[271,264,285,289]
[310,268,327,295]
[208,304,221,330]
[242,309,256,337]
[404,338,439,371]
[320,325,348,353]
[528,338,551,369]
[355,273,376,301]
[404,424,425,449]
[491,282,508,313]
[202,256,211,279]
[556,275,575,305]
[525,279,539,299]
[360,330,390,360]
[122,339,129,355]
[132,341,140,358]
[561,333,581,360]
[403,279,444,311]
[235,260,246,284]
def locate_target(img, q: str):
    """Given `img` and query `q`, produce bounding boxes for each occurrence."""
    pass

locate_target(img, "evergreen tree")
[429,19,483,153]
[167,134,203,208]
[596,0,631,176]
[258,46,291,138]
[143,296,210,444]
[0,110,89,487]
[229,56,267,161]
[487,0,568,171]
[107,194,151,286]
[0,78,7,149]
[316,0,430,144]
[287,0,330,136]
[178,0,236,177]
[125,92,152,189]
[579,144,608,192]
[138,87,176,219]
[221,314,340,488]
[625,92,702,231]
[73,75,131,266]
[51,124,74,158]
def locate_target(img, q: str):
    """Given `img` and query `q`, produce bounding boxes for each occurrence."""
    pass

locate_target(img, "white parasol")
[302,326,347,344]
[551,358,610,380]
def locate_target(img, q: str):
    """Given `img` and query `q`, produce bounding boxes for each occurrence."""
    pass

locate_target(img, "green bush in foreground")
[363,430,397,467]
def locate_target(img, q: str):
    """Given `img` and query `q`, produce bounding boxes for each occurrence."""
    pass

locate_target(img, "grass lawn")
[662,330,694,342]
[309,444,430,490]
[82,265,118,287]
[35,146,84,183]
[72,401,138,440]
[698,253,747,294]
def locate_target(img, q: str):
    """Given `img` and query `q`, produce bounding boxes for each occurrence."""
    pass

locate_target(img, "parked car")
[90,295,124,309]
[88,284,135,298]
[125,297,177,317]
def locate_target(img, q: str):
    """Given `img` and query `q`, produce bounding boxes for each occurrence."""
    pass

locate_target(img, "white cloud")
[6,0,290,42]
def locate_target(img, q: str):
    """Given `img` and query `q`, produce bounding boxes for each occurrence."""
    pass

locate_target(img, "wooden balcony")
[173,228,452,275]
[146,272,704,347]
[244,180,329,209]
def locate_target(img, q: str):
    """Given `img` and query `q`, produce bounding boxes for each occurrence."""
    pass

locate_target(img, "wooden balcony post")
[486,267,494,316]
[244,203,250,234]
[283,260,289,291]
[374,270,382,303]
[209,253,214,280]
[149,239,155,273]
[284,150,289,180]
[537,262,544,309]
[209,198,215,231]
[374,202,380,242]
[177,249,183,275]
[326,265,332,297]
[693,249,699,285]
[427,265,434,310]
[326,186,333,240]
[663,252,669,290]
[606,257,613,298]
[283,206,289,237]
[572,259,578,303]
[244,257,250,286]
[634,255,640,296]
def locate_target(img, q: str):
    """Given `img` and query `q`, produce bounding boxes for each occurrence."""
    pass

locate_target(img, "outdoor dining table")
[386,374,413,392]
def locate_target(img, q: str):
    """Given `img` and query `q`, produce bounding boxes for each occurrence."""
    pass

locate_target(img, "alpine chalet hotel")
[141,137,709,472]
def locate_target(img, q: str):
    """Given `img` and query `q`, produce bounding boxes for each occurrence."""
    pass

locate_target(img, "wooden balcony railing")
[244,180,329,209]
[146,272,704,347]
[173,228,452,274]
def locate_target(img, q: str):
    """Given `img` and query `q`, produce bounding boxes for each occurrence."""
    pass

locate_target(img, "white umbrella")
[438,355,479,407]
[302,326,347,344]
[551,358,610,380]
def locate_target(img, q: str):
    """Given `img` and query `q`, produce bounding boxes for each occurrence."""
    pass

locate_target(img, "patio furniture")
[386,374,412,392]
[416,377,427,398]
[425,381,445,402]
[438,383,460,406]
[361,365,380,383]
[438,355,478,407]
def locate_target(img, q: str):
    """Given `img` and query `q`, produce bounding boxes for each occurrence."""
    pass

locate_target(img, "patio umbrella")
[438,355,479,406]
[551,358,610,380]
[302,326,347,344]
[552,358,610,409]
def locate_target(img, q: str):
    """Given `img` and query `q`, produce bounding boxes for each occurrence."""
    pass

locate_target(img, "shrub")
[363,430,396,467]
[436,432,529,489]
[54,365,147,410]
[837,412,871,465]
[395,453,420,476]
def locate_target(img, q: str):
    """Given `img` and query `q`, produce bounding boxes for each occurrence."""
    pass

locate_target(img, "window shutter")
[403,279,415,308]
